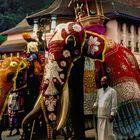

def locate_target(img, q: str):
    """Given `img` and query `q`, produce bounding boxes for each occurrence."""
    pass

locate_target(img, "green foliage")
[0,35,7,44]
[0,0,54,32]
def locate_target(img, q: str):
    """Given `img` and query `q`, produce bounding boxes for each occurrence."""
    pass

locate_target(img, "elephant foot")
[19,132,30,140]
[19,134,25,140]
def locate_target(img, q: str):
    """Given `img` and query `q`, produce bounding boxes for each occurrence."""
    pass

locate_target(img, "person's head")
[37,31,43,39]
[101,76,109,89]
[22,32,31,41]
[22,32,36,42]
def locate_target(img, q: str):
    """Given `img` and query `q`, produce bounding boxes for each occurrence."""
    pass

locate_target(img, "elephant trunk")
[21,95,42,129]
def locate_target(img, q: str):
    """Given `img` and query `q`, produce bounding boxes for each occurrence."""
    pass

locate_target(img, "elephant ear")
[83,31,106,62]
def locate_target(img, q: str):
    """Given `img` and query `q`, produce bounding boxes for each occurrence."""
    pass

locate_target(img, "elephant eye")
[65,35,76,48]
[10,61,18,67]
[1,60,10,68]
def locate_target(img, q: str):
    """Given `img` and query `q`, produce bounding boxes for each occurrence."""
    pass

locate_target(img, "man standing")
[92,76,117,140]
[7,92,20,136]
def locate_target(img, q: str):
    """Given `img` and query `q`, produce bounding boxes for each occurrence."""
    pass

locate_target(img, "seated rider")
[36,30,47,53]
[22,32,45,68]
[36,30,47,66]
[22,32,44,79]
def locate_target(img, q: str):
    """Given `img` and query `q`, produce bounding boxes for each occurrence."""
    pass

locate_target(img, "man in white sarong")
[92,76,117,140]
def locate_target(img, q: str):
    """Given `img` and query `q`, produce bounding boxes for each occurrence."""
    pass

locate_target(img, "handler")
[92,76,117,140]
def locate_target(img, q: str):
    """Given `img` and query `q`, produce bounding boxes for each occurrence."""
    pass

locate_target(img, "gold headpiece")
[68,0,106,27]
[22,32,31,40]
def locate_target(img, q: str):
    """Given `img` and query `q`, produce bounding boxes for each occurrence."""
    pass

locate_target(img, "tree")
[0,0,54,32]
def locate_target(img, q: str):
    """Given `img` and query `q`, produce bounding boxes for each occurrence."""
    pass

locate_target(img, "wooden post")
[30,120,36,140]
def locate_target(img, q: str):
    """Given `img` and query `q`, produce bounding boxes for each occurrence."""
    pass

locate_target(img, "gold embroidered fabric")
[84,70,96,93]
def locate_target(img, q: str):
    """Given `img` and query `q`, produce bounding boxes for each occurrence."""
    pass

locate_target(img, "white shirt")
[94,86,117,118]
[8,93,19,111]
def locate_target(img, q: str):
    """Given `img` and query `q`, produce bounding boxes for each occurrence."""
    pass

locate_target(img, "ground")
[1,129,96,140]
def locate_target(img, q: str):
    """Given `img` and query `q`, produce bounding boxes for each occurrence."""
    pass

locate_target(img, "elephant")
[95,43,140,139]
[21,21,140,140]
[0,56,43,139]
[41,22,140,140]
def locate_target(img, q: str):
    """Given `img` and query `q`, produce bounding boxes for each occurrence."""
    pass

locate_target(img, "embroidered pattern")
[45,96,57,112]
[62,50,71,58]
[49,113,56,121]
[44,54,63,85]
[72,24,82,32]
[88,36,100,55]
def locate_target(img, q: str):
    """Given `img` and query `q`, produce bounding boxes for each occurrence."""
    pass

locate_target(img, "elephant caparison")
[0,56,43,140]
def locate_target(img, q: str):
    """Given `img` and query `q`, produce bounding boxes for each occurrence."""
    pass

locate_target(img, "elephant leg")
[0,132,2,140]
[20,100,42,140]
[70,94,85,140]
[69,57,86,140]
[0,120,3,140]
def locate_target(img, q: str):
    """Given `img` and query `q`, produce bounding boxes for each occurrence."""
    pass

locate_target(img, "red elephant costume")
[95,41,140,139]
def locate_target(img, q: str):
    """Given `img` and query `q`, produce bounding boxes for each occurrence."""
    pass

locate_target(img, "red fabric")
[84,30,106,61]
[95,61,107,88]
[47,125,53,139]
[95,44,140,101]
[105,44,140,84]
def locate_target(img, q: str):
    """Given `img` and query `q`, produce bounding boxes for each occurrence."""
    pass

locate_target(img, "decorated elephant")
[95,42,140,139]
[0,56,43,139]
[41,23,140,139]
[21,21,140,140]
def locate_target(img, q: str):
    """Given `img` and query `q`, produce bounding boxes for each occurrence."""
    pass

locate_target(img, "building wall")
[117,0,140,8]
[7,32,33,41]
[0,31,33,59]
[106,19,120,43]
[106,19,140,52]
[106,19,140,66]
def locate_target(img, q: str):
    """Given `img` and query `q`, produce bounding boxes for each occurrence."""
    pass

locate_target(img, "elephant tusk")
[21,97,42,129]
[21,93,42,128]
[56,80,70,131]
[34,93,42,108]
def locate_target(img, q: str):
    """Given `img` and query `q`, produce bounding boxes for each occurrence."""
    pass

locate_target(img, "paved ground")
[1,129,96,140]
[3,129,140,140]
[2,129,21,140]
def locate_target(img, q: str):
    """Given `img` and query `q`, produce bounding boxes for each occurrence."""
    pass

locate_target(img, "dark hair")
[101,75,110,82]
[37,31,43,36]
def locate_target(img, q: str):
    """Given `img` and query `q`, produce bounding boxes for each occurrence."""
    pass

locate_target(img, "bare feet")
[12,131,20,136]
